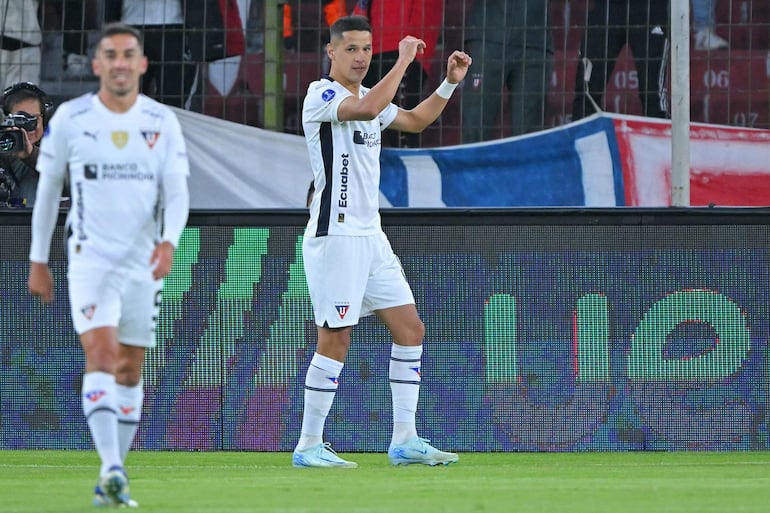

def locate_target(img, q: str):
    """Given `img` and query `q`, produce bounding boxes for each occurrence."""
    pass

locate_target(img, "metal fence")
[9,1,770,147]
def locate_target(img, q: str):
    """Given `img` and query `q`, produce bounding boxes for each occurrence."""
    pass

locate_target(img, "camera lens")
[0,132,15,151]
[0,131,21,152]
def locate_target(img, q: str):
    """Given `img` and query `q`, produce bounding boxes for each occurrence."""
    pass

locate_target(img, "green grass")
[2,450,770,513]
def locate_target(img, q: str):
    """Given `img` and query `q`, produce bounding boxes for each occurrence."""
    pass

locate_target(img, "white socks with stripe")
[389,344,422,444]
[82,371,122,476]
[116,381,143,462]
[296,352,343,450]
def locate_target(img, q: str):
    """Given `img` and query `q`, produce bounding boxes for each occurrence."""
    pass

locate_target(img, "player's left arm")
[151,114,190,280]
[387,50,472,134]
[151,172,189,280]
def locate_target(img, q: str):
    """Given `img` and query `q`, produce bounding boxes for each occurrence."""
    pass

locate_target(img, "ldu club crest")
[111,131,129,148]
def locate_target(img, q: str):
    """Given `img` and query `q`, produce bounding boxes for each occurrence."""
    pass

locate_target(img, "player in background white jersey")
[27,23,189,507]
[293,15,471,468]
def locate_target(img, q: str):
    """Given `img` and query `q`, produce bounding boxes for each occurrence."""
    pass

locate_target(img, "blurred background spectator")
[693,0,729,51]
[122,0,199,109]
[40,0,104,79]
[354,0,444,148]
[461,0,553,143]
[572,0,670,121]
[0,0,42,90]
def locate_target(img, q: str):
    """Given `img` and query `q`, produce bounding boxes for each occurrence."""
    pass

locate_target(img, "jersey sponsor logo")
[339,153,349,208]
[84,390,106,402]
[81,304,97,320]
[84,164,98,179]
[98,163,154,181]
[111,131,129,148]
[353,130,380,148]
[321,89,336,102]
[141,130,160,149]
[335,303,350,319]
[83,131,98,141]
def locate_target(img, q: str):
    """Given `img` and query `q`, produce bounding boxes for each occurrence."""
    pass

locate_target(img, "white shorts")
[302,232,415,328]
[68,268,162,347]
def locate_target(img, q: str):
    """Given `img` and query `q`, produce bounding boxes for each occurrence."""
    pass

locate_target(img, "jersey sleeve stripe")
[316,121,334,237]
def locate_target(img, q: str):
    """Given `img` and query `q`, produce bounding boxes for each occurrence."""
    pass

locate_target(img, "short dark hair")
[2,82,52,124]
[3,82,47,114]
[329,15,371,42]
[97,22,144,51]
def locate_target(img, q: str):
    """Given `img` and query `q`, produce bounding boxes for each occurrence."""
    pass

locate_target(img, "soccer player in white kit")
[293,15,471,468]
[27,23,190,506]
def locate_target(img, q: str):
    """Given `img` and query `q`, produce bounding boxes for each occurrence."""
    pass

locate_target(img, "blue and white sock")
[389,344,422,444]
[82,371,122,476]
[116,381,143,462]
[296,353,343,450]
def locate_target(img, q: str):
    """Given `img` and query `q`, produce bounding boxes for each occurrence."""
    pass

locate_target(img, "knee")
[115,359,142,387]
[404,318,425,345]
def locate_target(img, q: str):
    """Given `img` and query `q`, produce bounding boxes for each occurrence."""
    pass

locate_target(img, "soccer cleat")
[96,466,137,507]
[388,437,459,466]
[93,484,138,508]
[292,442,358,468]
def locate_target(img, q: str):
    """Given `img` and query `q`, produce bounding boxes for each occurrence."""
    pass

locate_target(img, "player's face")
[92,33,148,97]
[327,30,372,86]
[9,98,44,144]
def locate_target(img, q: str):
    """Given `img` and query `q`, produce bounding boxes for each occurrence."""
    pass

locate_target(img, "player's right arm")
[337,36,425,122]
[28,103,69,303]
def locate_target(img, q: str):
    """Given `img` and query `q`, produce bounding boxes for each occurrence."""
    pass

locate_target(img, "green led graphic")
[628,289,751,381]
[185,228,271,386]
[484,294,518,383]
[219,228,270,299]
[576,294,610,383]
[484,293,611,384]
[146,228,201,386]
[258,234,313,385]
[163,228,200,300]
[152,230,754,388]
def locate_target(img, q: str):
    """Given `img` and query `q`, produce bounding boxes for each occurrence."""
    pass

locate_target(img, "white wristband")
[435,78,458,99]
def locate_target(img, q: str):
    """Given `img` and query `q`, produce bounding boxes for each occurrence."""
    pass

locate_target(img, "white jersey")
[36,93,189,274]
[302,77,398,237]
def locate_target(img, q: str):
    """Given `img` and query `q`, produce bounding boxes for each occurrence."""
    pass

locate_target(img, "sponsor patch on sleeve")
[321,89,336,102]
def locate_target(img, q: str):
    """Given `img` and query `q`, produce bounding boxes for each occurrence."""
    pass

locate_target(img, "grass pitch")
[1,450,770,513]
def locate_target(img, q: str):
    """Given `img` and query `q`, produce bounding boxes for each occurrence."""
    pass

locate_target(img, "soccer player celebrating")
[27,22,190,506]
[294,15,471,468]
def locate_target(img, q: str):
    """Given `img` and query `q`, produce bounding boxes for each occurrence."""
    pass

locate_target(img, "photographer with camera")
[0,82,51,208]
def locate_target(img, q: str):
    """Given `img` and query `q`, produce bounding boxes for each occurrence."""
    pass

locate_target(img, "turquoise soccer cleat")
[387,437,459,466]
[292,442,358,468]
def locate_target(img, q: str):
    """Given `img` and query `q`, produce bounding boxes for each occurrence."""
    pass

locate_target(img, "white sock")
[296,353,343,450]
[390,344,422,444]
[116,381,143,462]
[82,371,122,476]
